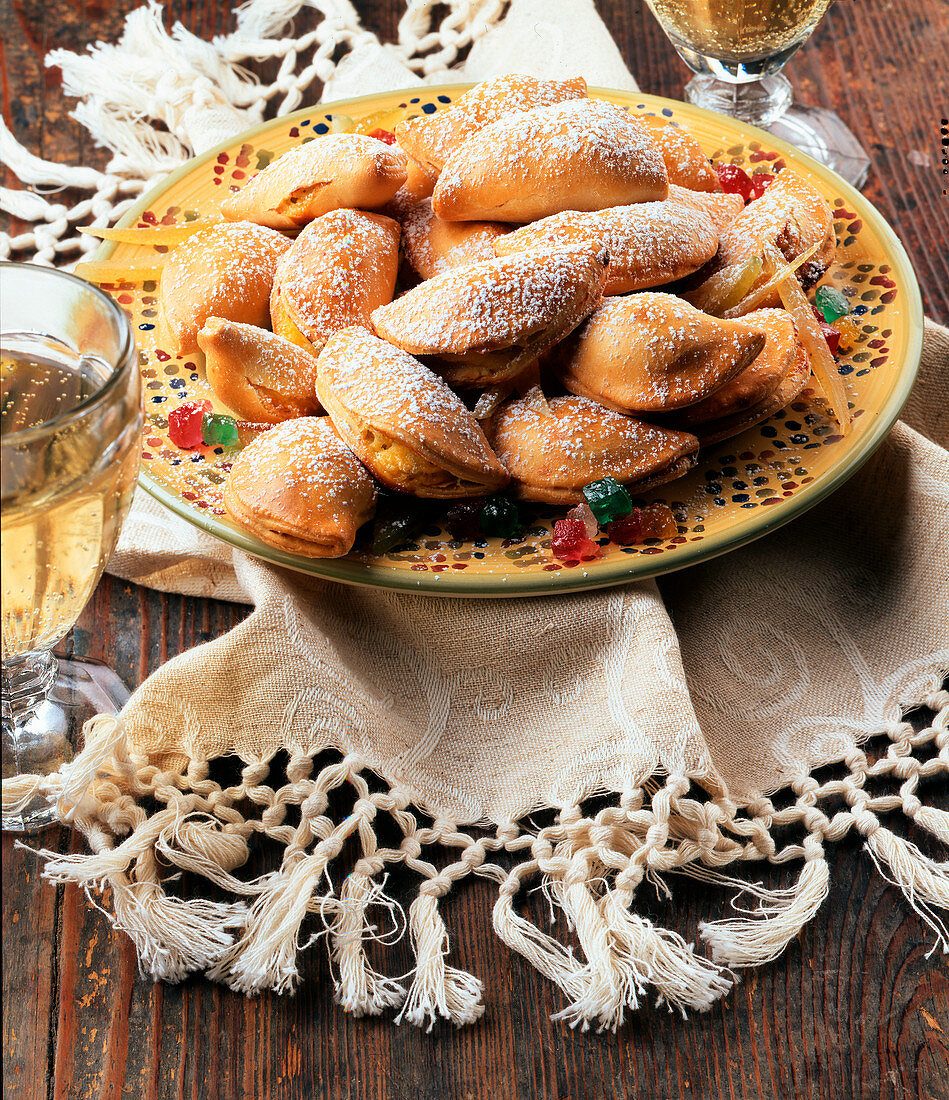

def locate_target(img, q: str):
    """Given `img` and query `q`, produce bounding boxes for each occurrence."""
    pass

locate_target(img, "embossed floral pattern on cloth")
[2,0,947,1033]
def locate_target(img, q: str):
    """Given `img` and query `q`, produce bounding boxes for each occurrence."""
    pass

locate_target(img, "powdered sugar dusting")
[372,246,603,354]
[435,99,666,217]
[318,327,495,463]
[277,209,398,341]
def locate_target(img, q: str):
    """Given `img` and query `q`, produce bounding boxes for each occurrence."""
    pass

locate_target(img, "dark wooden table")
[3,2,948,1098]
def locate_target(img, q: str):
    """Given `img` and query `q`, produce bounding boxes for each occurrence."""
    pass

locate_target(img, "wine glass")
[1,263,142,832]
[644,0,871,186]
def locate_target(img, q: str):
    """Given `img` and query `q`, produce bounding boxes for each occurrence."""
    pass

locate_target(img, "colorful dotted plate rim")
[97,85,924,597]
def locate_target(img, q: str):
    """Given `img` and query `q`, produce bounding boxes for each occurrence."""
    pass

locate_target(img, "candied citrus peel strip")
[74,259,165,283]
[762,245,851,433]
[723,241,820,318]
[79,219,221,245]
[684,254,763,315]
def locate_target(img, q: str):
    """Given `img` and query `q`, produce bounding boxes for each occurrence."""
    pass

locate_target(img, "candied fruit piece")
[815,285,850,324]
[202,412,239,447]
[832,315,859,347]
[582,477,633,524]
[370,498,424,555]
[367,127,397,145]
[566,501,599,538]
[168,399,211,449]
[445,501,482,541]
[640,503,678,540]
[714,163,755,203]
[817,320,840,355]
[552,517,601,562]
[480,495,520,538]
[749,172,775,200]
[606,508,644,546]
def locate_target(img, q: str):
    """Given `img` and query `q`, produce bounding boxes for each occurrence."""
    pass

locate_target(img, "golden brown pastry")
[493,202,718,294]
[220,134,407,229]
[270,209,399,354]
[557,293,766,414]
[431,99,668,223]
[223,416,376,557]
[666,309,798,427]
[315,327,509,498]
[371,244,608,387]
[197,318,322,423]
[486,394,699,504]
[400,197,510,280]
[395,75,588,177]
[159,222,290,356]
[716,171,835,289]
[637,116,721,192]
[687,340,811,446]
[667,184,744,234]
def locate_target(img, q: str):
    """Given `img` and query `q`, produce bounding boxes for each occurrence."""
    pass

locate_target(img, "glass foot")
[686,72,793,127]
[1,655,130,833]
[768,104,870,188]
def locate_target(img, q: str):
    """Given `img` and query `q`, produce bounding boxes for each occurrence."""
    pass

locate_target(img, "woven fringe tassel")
[864,827,949,953]
[107,874,247,982]
[492,871,590,1006]
[599,889,732,1017]
[395,893,484,1030]
[332,870,406,1017]
[699,855,830,967]
[209,848,335,995]
[909,805,949,845]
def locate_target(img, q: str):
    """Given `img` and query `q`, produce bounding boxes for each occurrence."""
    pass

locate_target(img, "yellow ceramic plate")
[95,86,923,596]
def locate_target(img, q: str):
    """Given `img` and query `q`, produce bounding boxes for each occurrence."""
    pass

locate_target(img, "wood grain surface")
[2,2,949,1098]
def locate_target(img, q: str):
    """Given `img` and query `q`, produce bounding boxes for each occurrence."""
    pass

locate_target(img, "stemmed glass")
[644,0,871,186]
[1,263,142,831]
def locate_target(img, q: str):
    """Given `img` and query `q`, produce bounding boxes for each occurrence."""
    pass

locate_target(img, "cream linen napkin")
[4,0,947,1032]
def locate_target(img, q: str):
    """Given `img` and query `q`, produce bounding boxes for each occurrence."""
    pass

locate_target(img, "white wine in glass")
[645,0,871,185]
[1,264,142,832]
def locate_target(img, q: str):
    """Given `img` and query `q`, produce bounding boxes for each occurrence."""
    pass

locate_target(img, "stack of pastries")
[158,75,837,558]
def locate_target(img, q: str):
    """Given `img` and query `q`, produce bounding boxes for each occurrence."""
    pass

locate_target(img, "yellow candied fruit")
[832,316,860,348]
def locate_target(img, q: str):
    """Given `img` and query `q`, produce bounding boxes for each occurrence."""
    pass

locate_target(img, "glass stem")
[2,652,57,767]
[685,73,793,128]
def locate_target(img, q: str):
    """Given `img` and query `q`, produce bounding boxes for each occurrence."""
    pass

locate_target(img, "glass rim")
[0,261,137,446]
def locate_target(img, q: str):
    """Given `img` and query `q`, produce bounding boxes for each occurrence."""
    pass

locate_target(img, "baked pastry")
[159,222,290,356]
[431,99,668,223]
[637,116,721,192]
[197,318,322,423]
[716,171,835,288]
[667,184,744,234]
[685,339,811,446]
[399,197,510,280]
[223,416,377,557]
[493,201,718,294]
[486,394,699,504]
[394,75,588,177]
[557,293,767,414]
[371,244,608,387]
[665,309,799,427]
[315,327,509,498]
[270,209,399,354]
[220,134,407,229]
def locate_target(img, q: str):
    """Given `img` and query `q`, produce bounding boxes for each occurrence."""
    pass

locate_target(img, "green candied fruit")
[479,495,520,539]
[815,284,850,324]
[582,476,632,524]
[201,412,239,447]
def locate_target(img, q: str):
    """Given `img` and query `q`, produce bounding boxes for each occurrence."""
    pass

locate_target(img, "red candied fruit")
[445,501,482,541]
[714,163,755,203]
[606,508,643,545]
[168,400,211,449]
[367,128,397,145]
[749,173,775,200]
[817,321,840,355]
[552,516,601,563]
